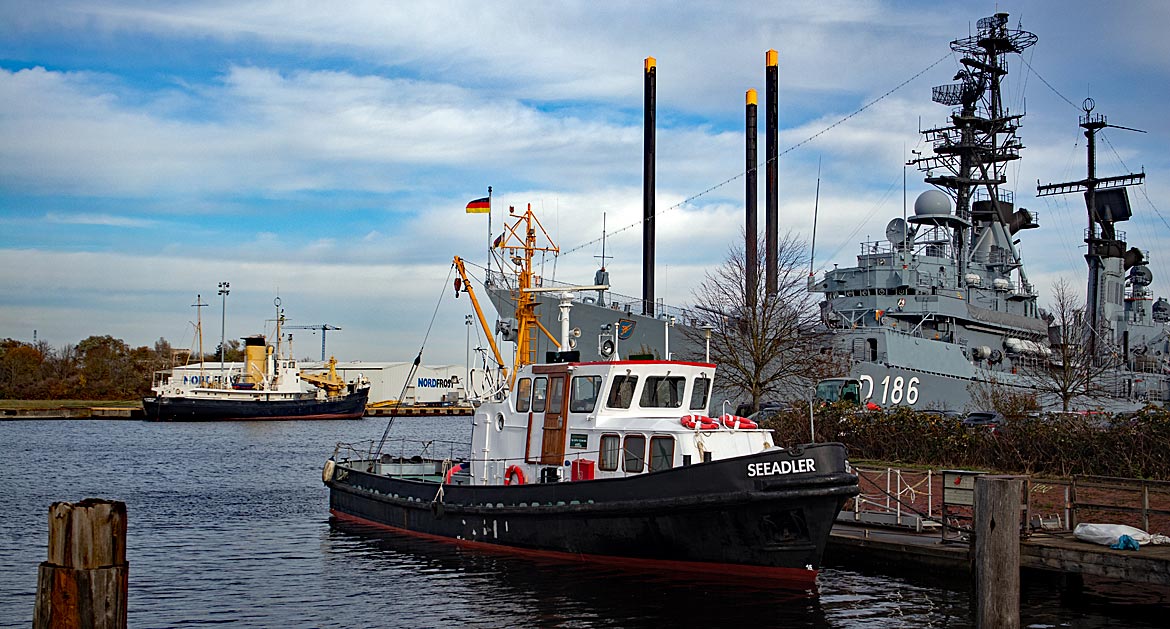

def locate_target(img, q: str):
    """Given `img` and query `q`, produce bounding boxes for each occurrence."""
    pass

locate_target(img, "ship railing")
[859,239,955,264]
[1084,227,1126,243]
[842,466,940,532]
[972,187,1014,206]
[332,438,470,467]
[485,269,702,325]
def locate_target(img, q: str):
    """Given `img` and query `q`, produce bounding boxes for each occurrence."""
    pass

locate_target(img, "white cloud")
[45,212,155,228]
[3,0,1170,365]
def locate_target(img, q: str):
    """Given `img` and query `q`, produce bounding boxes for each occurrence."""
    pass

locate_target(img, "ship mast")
[192,294,207,382]
[1037,99,1146,356]
[910,13,1037,283]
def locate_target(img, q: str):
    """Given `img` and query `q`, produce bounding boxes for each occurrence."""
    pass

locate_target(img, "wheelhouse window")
[547,377,564,413]
[599,434,620,471]
[649,436,675,472]
[569,375,603,413]
[689,376,710,411]
[639,376,685,408]
[532,377,548,412]
[606,375,638,409]
[515,377,532,413]
[623,435,646,473]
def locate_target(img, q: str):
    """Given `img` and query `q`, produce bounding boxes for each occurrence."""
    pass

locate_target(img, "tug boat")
[143,299,370,422]
[324,205,858,583]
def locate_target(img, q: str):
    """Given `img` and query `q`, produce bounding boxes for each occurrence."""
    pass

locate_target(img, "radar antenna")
[909,12,1037,284]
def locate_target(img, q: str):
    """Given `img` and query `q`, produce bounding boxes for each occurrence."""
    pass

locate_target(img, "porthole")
[495,413,505,431]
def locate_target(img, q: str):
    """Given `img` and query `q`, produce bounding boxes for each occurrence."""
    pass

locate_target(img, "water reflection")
[326,518,828,628]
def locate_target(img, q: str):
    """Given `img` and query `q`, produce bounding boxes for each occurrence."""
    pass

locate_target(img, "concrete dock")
[1,406,143,420]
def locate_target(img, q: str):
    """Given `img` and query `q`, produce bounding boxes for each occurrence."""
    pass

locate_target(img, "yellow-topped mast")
[499,203,560,371]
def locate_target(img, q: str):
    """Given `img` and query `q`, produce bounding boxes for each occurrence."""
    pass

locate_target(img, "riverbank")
[0,400,142,420]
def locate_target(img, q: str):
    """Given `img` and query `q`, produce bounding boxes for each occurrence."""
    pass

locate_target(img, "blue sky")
[3,1,1169,365]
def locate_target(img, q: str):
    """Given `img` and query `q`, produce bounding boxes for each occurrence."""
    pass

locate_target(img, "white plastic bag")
[1074,523,1161,546]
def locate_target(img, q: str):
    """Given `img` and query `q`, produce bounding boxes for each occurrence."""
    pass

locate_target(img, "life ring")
[720,414,759,429]
[504,465,526,486]
[680,414,719,430]
[444,461,468,484]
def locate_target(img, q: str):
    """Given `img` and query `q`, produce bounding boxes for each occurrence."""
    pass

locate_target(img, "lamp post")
[218,281,230,386]
[808,386,817,442]
[664,314,675,360]
[701,323,714,363]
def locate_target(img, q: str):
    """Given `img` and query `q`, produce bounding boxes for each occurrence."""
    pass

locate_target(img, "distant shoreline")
[0,400,142,420]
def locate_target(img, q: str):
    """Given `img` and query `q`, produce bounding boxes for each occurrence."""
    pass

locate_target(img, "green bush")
[759,403,1170,479]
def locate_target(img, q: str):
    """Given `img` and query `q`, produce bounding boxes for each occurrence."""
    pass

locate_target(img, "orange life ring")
[504,465,526,486]
[720,414,759,429]
[444,461,468,484]
[680,414,719,430]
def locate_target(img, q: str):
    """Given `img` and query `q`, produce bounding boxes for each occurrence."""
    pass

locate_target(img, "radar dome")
[914,190,952,217]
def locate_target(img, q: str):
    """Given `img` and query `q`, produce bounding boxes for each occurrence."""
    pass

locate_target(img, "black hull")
[326,443,858,583]
[142,388,369,422]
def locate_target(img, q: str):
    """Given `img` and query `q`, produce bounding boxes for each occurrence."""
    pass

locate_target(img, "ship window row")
[605,374,710,411]
[514,374,603,414]
[513,373,711,414]
[599,433,675,474]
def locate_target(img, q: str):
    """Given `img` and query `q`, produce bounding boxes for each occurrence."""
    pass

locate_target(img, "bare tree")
[683,231,841,413]
[1025,278,1123,411]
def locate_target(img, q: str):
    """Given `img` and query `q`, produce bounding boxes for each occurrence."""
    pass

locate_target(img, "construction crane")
[284,324,341,361]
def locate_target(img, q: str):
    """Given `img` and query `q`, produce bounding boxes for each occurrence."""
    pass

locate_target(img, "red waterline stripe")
[330,509,818,587]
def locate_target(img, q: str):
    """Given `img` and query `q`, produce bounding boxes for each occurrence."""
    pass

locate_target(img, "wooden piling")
[974,476,1021,629]
[33,499,128,629]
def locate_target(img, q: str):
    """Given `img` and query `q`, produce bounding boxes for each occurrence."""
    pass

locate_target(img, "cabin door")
[539,372,568,465]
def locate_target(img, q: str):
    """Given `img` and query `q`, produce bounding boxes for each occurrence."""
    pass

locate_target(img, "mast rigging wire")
[374,264,456,457]
[560,52,953,258]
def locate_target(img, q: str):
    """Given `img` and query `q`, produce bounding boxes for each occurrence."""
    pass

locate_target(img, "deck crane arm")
[453,256,508,383]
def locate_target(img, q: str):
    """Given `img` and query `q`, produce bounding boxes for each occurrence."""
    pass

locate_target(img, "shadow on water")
[326,518,829,628]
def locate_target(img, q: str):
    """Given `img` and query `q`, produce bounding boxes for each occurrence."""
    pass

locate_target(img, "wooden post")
[974,476,1020,629]
[33,499,128,629]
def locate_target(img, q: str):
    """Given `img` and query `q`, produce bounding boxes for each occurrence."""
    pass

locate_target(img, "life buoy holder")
[680,414,719,430]
[444,461,468,484]
[720,414,759,429]
[504,465,526,486]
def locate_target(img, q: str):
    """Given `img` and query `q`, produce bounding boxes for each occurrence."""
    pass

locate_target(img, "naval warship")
[468,13,1169,412]
[811,13,1169,411]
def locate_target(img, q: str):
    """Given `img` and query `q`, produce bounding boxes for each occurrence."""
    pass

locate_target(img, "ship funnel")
[642,57,656,316]
[765,49,779,295]
[243,335,267,385]
[1007,208,1039,234]
[1124,247,1147,270]
[745,88,758,306]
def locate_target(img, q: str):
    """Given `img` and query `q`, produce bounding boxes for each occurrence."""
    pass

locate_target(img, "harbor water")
[0,418,1163,627]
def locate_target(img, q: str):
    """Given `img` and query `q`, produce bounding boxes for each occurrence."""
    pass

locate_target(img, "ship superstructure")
[810,13,1169,410]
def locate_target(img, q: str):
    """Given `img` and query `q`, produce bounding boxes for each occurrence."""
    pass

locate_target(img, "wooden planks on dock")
[1022,531,1170,586]
[828,520,1170,586]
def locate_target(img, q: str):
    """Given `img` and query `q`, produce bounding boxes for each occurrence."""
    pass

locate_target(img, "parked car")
[962,411,1005,433]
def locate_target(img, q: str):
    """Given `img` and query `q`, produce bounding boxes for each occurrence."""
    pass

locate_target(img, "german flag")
[465,197,490,214]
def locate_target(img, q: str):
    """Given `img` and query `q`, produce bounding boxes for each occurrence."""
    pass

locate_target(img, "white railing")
[843,466,939,532]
